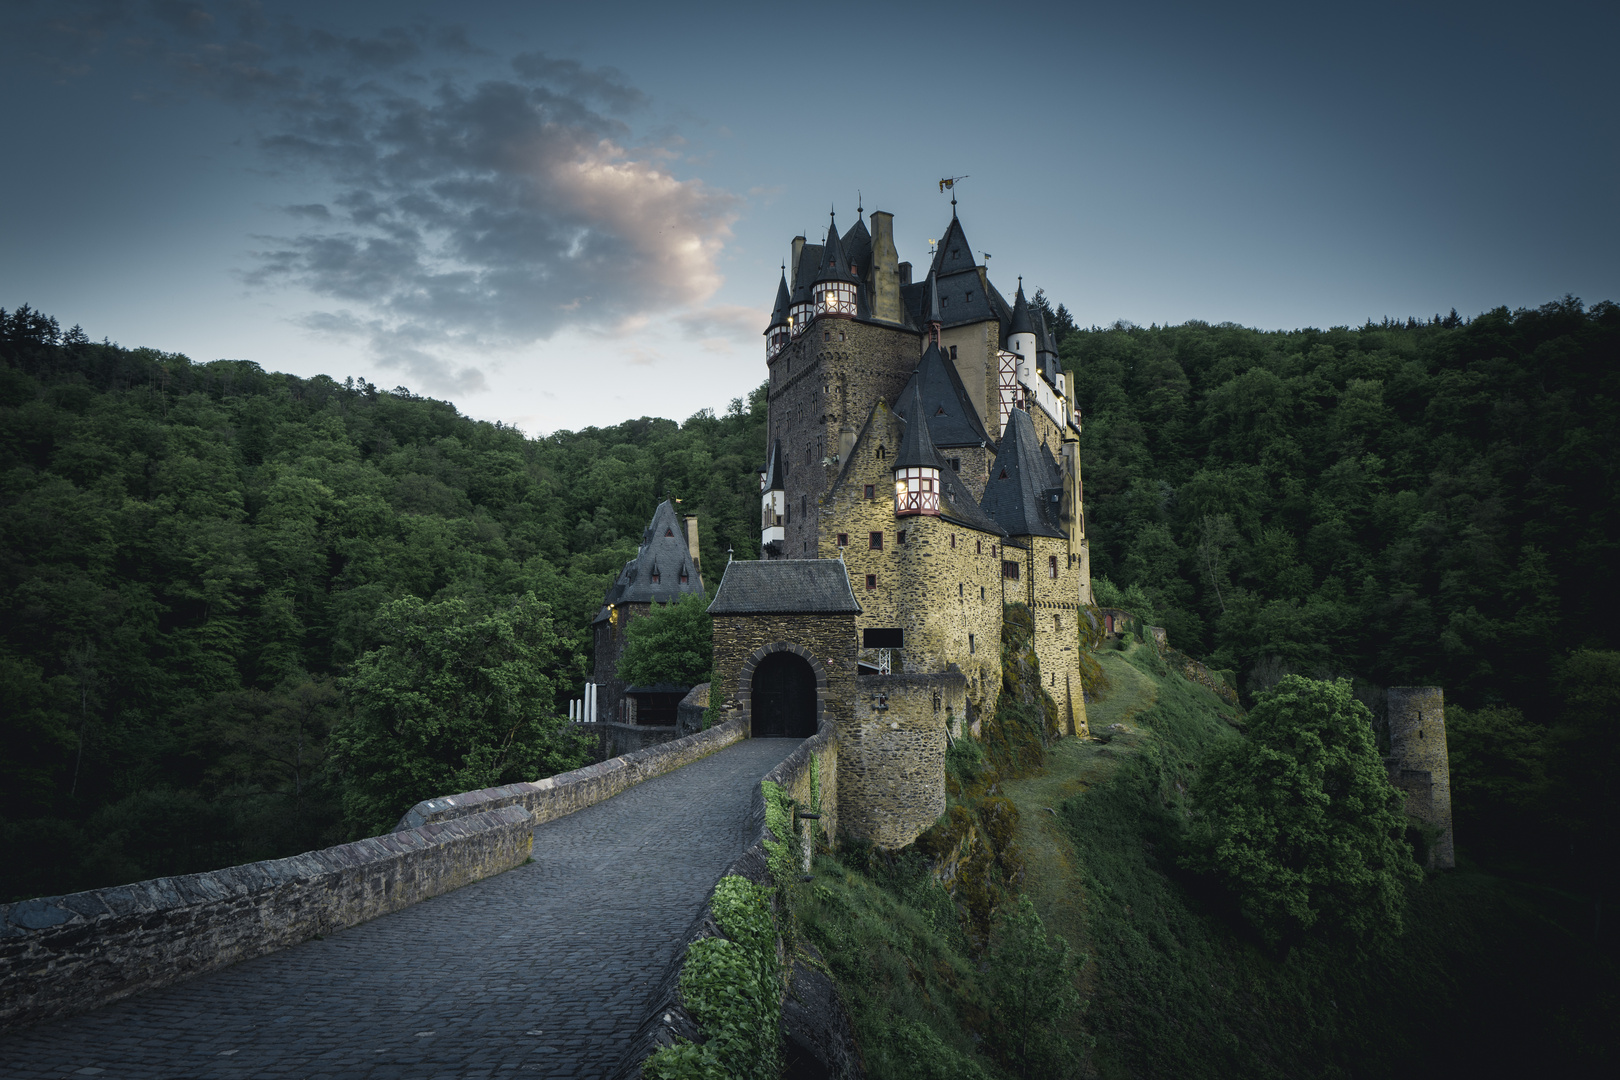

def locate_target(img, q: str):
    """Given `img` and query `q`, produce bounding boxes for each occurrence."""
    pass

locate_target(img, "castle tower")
[765,269,791,360]
[893,382,943,517]
[1385,686,1455,869]
[760,440,786,557]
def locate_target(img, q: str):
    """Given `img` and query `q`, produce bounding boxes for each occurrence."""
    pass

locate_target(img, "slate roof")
[1009,283,1035,337]
[894,381,941,470]
[766,271,790,331]
[842,217,871,277]
[707,559,863,615]
[762,439,786,491]
[813,215,860,286]
[592,500,705,622]
[790,243,824,305]
[928,215,976,279]
[893,340,994,448]
[980,407,1064,538]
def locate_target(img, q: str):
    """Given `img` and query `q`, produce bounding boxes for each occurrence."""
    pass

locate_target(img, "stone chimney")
[790,235,806,284]
[869,211,902,323]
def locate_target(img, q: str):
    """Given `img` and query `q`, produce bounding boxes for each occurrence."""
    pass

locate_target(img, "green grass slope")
[1061,642,1615,1079]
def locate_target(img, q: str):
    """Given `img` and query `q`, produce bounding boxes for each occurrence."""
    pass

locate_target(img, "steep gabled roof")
[980,407,1064,538]
[766,270,790,331]
[893,340,994,448]
[708,559,862,615]
[928,215,975,279]
[842,217,871,277]
[763,439,786,491]
[592,500,705,621]
[790,243,824,305]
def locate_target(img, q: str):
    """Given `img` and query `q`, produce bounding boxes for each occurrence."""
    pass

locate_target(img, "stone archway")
[736,642,827,740]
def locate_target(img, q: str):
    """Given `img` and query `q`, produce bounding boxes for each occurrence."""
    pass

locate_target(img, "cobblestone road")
[0,737,798,1080]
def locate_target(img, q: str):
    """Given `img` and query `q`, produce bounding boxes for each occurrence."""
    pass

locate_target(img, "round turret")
[893,383,942,517]
[766,269,791,359]
[812,213,860,322]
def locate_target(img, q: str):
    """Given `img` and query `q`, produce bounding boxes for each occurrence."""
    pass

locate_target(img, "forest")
[2,296,1617,906]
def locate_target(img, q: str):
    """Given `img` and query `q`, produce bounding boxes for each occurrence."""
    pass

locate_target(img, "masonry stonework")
[840,674,960,847]
[1385,686,1455,869]
[711,612,857,733]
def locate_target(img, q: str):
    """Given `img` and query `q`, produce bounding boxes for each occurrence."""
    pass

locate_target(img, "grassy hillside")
[795,640,1615,1078]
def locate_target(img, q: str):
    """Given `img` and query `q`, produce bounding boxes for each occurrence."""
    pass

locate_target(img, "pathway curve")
[0,737,799,1080]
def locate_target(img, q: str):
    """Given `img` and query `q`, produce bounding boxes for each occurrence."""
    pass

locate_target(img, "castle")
[588,202,1095,848]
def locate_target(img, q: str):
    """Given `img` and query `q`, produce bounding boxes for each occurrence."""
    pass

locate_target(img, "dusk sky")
[4,0,1615,434]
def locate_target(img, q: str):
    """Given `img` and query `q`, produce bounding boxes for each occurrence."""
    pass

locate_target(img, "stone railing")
[612,719,856,1079]
[0,807,532,1034]
[394,715,747,831]
[1,715,751,1035]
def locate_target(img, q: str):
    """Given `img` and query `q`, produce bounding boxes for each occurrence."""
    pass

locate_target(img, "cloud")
[18,1,740,396]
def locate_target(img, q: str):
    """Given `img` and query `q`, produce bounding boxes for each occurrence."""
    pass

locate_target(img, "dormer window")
[966,292,973,302]
[679,569,689,584]
[665,528,674,537]
[650,569,661,584]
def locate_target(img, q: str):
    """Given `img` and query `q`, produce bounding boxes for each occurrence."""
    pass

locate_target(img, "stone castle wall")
[1021,534,1089,735]
[818,406,1003,715]
[767,318,921,557]
[1386,686,1455,869]
[842,673,960,847]
[711,612,857,736]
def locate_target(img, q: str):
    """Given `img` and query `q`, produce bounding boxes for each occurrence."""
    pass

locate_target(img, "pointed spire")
[814,211,859,285]
[894,380,944,471]
[1009,280,1035,339]
[767,266,791,330]
[894,340,995,448]
[763,439,786,491]
[926,271,942,324]
[927,214,974,278]
[980,408,1064,538]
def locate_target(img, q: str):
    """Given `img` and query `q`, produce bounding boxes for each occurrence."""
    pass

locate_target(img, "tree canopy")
[1182,676,1421,947]
[616,592,714,689]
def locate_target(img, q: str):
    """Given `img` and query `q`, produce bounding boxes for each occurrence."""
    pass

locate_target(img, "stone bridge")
[0,736,800,1079]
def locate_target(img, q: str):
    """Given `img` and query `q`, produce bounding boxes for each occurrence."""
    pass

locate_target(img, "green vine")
[762,779,799,889]
[642,875,783,1079]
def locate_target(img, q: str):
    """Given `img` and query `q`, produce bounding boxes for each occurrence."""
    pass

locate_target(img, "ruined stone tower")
[1385,686,1455,869]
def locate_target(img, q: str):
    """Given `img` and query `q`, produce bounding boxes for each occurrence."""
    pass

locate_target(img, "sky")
[3,0,1616,435]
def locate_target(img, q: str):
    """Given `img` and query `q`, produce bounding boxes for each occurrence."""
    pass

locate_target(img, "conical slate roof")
[813,214,860,285]
[1009,282,1035,338]
[894,381,943,471]
[592,500,705,622]
[925,271,942,325]
[766,270,791,331]
[762,439,786,491]
[980,408,1064,538]
[893,340,994,448]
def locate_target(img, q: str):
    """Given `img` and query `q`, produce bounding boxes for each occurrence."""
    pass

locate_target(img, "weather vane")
[938,175,969,217]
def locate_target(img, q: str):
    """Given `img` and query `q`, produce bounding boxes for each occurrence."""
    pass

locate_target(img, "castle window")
[999,468,1008,479]
[936,406,945,416]
[651,570,661,584]
[665,528,674,536]
[949,345,957,359]
[958,582,963,597]
[1002,560,1020,580]
[1054,614,1062,631]
[839,331,846,342]
[950,534,956,549]
[969,632,975,654]
[824,330,831,341]
[941,296,949,308]
[980,586,985,600]
[864,484,875,499]
[869,531,883,550]
[976,539,982,554]
[837,533,848,547]
[949,457,961,472]
[680,570,689,584]
[897,529,907,545]
[877,445,886,460]
[966,292,973,302]
[866,574,877,590]
[1049,555,1059,579]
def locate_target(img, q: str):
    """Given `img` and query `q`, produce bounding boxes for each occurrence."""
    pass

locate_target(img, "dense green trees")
[333,593,593,835]
[1183,676,1421,947]
[616,592,714,689]
[0,304,766,899]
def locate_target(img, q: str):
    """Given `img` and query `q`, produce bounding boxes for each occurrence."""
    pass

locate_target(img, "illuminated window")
[894,465,940,516]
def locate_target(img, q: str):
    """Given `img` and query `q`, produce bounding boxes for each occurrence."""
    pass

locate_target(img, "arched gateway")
[750,650,819,738]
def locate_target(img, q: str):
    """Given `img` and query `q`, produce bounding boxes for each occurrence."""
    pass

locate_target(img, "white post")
[587,683,596,724]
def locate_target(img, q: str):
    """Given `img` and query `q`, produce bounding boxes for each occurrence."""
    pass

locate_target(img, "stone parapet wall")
[0,807,533,1034]
[395,716,748,831]
[675,682,711,736]
[611,719,858,1080]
